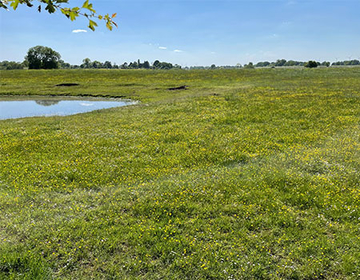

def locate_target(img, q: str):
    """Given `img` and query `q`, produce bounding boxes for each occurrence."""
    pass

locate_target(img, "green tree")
[0,60,25,69]
[129,61,138,69]
[275,59,287,67]
[103,61,112,69]
[59,60,71,69]
[92,60,102,68]
[143,61,150,69]
[255,61,270,67]
[153,60,161,69]
[244,62,254,69]
[159,62,173,69]
[284,60,297,67]
[0,0,117,31]
[25,45,61,69]
[304,60,318,68]
[81,58,91,68]
[120,62,128,69]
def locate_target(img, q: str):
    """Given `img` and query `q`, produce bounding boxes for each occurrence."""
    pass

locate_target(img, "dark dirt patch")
[168,85,188,91]
[56,83,80,87]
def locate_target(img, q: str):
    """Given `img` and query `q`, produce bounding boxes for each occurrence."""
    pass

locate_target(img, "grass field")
[0,68,360,279]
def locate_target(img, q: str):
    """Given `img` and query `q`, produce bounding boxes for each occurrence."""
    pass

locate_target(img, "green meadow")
[0,68,359,279]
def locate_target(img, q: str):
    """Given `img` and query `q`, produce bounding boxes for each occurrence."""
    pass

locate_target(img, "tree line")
[252,59,359,68]
[0,46,180,70]
[0,58,181,70]
[331,60,360,66]
[78,58,181,70]
[194,59,359,70]
[1,46,359,70]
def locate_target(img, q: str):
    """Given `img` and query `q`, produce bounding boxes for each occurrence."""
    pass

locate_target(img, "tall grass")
[1,68,359,279]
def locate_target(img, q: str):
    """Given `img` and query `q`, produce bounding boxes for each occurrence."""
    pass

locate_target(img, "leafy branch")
[0,0,117,31]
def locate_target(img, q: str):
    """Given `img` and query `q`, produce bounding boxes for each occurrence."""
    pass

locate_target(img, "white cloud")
[159,46,167,50]
[174,49,183,53]
[72,29,87,33]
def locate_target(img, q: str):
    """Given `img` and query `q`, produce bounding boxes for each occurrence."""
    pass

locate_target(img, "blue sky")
[1,0,359,66]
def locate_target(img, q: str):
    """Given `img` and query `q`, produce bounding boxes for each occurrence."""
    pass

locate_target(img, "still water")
[0,97,136,120]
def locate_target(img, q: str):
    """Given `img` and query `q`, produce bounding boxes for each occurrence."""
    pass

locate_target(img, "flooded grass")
[0,96,136,120]
[0,68,360,279]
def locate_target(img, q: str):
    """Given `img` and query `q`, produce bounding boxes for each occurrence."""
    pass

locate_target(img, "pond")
[0,97,136,120]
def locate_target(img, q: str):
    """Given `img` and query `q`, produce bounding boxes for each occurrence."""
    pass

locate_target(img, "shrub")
[304,60,318,68]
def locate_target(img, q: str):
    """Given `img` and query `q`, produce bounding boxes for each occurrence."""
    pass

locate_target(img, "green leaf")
[88,19,97,31]
[69,11,77,21]
[82,0,89,9]
[82,0,95,13]
[106,21,113,31]
[45,3,56,13]
[60,7,69,15]
[2,0,116,31]
[25,0,33,7]
[10,0,20,10]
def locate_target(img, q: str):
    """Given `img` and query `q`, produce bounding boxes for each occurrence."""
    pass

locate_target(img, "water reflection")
[35,100,61,106]
[0,97,136,120]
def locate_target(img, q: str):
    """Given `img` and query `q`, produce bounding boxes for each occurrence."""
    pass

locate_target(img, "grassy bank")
[1,68,360,279]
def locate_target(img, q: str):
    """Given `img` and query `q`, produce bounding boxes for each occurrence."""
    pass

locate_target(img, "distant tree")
[92,60,102,68]
[211,64,216,69]
[129,61,138,69]
[275,59,287,67]
[25,45,61,69]
[159,62,173,69]
[137,59,142,68]
[103,61,112,69]
[255,61,270,67]
[143,61,150,69]
[59,60,71,68]
[81,58,91,68]
[114,59,176,70]
[153,60,161,69]
[259,62,269,67]
[22,60,29,68]
[0,60,25,70]
[284,60,297,67]
[244,62,254,69]
[304,60,318,68]
[120,62,128,69]
[332,60,360,66]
